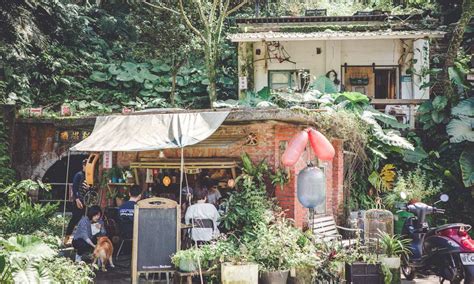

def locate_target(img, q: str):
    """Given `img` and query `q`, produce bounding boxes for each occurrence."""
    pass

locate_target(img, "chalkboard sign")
[132,198,180,283]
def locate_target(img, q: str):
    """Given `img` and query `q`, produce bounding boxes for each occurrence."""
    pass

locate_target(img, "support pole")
[61,151,71,239]
[309,207,315,233]
[179,147,184,205]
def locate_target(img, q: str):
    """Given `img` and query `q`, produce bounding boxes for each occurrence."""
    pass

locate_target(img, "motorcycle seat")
[427,223,471,237]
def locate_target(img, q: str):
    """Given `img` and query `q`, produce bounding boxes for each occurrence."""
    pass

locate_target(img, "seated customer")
[118,185,142,238]
[206,180,222,207]
[185,190,220,242]
[72,205,106,262]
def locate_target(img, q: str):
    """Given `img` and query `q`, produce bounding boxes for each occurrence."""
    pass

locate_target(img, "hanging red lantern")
[282,130,309,167]
[308,129,335,161]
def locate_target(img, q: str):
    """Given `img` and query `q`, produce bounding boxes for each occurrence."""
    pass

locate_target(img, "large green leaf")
[459,148,474,187]
[0,235,55,262]
[335,92,370,104]
[417,101,433,113]
[108,64,121,75]
[451,97,474,117]
[403,146,429,163]
[448,66,469,89]
[89,71,109,82]
[446,116,474,143]
[431,110,446,124]
[371,111,409,129]
[309,76,338,94]
[432,96,448,111]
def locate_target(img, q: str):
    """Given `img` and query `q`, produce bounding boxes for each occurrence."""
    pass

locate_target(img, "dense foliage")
[0,1,237,112]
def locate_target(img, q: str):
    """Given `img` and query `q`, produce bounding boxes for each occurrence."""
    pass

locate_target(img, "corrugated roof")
[235,14,421,24]
[229,30,446,42]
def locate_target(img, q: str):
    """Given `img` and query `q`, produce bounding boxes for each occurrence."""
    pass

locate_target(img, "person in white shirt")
[185,190,220,243]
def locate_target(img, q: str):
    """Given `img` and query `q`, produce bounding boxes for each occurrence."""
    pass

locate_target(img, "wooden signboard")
[132,198,180,284]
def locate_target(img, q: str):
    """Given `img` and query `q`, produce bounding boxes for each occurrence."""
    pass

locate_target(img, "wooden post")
[131,202,139,284]
[409,104,416,129]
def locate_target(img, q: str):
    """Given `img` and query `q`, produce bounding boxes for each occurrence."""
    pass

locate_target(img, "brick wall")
[13,117,345,227]
[118,122,345,228]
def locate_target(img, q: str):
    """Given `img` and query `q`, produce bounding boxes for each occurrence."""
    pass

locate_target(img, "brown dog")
[93,236,115,271]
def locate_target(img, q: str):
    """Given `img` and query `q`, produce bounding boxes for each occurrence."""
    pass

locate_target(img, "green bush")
[0,202,58,235]
[41,257,95,283]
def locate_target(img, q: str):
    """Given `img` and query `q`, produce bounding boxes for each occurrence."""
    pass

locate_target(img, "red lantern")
[282,131,309,167]
[308,129,335,161]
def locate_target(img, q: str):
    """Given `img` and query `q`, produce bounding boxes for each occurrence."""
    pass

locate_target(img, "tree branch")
[178,0,208,45]
[143,1,179,15]
[195,0,210,33]
[226,0,249,16]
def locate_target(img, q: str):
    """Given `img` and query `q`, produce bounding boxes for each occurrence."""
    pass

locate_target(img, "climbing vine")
[0,108,15,186]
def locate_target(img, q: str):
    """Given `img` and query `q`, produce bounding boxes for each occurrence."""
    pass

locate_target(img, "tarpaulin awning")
[70,111,230,152]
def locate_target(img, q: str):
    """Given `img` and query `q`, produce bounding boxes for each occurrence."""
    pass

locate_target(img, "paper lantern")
[297,166,326,208]
[282,131,309,167]
[308,129,335,161]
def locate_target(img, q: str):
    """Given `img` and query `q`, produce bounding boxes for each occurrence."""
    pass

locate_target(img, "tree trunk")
[205,48,217,107]
[170,69,178,106]
[442,0,473,100]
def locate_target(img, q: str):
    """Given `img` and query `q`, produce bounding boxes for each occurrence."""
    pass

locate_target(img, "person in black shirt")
[118,185,142,239]
[64,159,90,245]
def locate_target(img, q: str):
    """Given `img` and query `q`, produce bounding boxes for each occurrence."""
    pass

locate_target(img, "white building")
[230,14,445,107]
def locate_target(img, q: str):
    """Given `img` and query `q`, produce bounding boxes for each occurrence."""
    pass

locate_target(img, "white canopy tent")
[70,111,230,151]
[61,111,230,237]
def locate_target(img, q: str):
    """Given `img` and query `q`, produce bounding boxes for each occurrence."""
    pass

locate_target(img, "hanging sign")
[122,107,134,114]
[61,104,72,116]
[29,107,43,117]
[239,76,248,90]
[103,151,113,169]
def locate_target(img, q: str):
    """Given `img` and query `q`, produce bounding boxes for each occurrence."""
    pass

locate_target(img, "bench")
[311,215,362,247]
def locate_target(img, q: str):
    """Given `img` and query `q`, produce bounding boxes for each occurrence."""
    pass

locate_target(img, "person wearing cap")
[64,159,90,245]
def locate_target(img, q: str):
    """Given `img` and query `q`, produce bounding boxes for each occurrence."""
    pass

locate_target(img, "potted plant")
[377,230,411,284]
[109,166,123,183]
[171,248,206,273]
[248,219,302,284]
[344,246,383,284]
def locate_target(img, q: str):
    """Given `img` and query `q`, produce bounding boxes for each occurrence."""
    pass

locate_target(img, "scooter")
[399,193,474,283]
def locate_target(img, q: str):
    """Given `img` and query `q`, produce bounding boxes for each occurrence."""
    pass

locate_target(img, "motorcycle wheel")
[402,254,416,280]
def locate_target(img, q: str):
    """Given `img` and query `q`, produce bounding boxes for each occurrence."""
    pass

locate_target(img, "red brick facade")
[12,116,344,228]
[116,122,345,227]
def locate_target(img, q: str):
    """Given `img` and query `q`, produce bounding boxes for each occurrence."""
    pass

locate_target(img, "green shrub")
[0,202,58,235]
[41,257,95,283]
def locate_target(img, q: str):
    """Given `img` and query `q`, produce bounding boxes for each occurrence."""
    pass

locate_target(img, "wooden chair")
[311,215,362,247]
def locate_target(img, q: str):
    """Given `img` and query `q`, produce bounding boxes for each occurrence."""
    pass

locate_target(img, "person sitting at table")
[72,205,106,262]
[185,190,220,243]
[118,185,142,239]
[206,180,222,207]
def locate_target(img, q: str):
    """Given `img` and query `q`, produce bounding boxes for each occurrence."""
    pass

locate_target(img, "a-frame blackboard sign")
[132,197,180,283]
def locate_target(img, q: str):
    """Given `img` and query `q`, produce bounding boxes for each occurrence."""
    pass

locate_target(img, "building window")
[269,70,310,92]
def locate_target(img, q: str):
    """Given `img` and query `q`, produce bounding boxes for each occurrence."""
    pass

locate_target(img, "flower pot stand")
[345,262,383,284]
[174,269,217,284]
